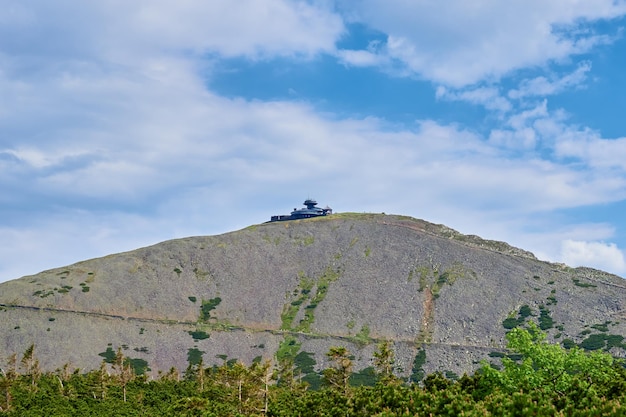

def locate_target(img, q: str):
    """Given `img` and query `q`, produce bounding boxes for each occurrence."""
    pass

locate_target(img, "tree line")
[2,323,626,416]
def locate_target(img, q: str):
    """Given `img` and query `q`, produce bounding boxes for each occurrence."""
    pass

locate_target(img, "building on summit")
[270,199,332,222]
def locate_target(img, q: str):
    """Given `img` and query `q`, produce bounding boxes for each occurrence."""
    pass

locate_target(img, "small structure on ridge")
[270,199,332,222]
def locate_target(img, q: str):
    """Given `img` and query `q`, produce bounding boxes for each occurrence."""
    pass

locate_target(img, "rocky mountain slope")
[1,213,626,381]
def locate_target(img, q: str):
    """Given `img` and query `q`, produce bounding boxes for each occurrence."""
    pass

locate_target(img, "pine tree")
[111,347,134,402]
[322,346,353,396]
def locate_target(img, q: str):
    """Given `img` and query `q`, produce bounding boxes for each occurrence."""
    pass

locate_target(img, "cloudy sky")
[2,0,626,283]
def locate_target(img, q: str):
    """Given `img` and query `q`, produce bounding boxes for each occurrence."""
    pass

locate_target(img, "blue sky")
[2,0,626,282]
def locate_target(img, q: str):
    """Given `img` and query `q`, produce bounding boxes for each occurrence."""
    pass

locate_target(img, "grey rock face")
[1,213,625,379]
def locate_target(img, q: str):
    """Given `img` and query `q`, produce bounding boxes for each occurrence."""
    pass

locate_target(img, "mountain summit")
[1,213,625,381]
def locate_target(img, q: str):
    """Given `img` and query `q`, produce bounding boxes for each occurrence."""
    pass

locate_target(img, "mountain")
[1,213,626,382]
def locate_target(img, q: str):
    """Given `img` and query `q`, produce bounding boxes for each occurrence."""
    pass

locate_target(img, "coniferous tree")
[373,340,398,384]
[20,344,41,389]
[111,347,134,402]
[322,346,353,396]
[0,353,17,411]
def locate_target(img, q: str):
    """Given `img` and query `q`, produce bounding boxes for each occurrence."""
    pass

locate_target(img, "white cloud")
[489,128,537,150]
[336,48,386,67]
[339,0,626,86]
[561,240,626,274]
[1,1,626,282]
[436,86,512,112]
[508,61,593,99]
[0,1,344,63]
[555,134,626,170]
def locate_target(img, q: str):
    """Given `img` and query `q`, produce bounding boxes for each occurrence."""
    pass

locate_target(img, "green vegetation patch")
[193,267,211,280]
[591,321,611,332]
[295,350,321,390]
[502,305,533,330]
[572,278,597,288]
[57,285,73,294]
[519,305,532,318]
[579,333,626,351]
[127,358,150,376]
[414,262,471,295]
[444,370,459,380]
[188,330,210,341]
[281,266,342,333]
[98,346,116,364]
[352,324,371,347]
[187,348,205,366]
[295,265,341,332]
[199,297,222,322]
[281,273,314,330]
[410,348,427,383]
[350,366,378,387]
[538,306,554,330]
[276,336,301,363]
[32,289,55,298]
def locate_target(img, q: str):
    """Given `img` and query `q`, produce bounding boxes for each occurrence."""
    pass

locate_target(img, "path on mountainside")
[0,302,509,353]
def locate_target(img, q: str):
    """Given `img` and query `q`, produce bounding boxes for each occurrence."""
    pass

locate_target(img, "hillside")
[1,213,626,382]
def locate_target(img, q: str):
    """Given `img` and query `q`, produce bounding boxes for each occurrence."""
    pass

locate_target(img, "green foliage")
[126,358,150,376]
[572,277,597,288]
[591,321,611,332]
[187,296,196,303]
[322,347,353,395]
[479,323,621,399]
[32,289,54,298]
[538,306,554,330]
[282,266,341,333]
[518,304,532,317]
[350,366,378,386]
[502,317,521,329]
[280,273,314,330]
[294,351,317,379]
[502,305,533,329]
[187,348,204,366]
[4,337,626,416]
[187,330,209,341]
[410,348,427,383]
[562,338,576,349]
[579,333,626,351]
[276,336,301,363]
[57,285,73,293]
[199,297,222,321]
[373,341,396,381]
[352,324,371,346]
[98,346,117,363]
